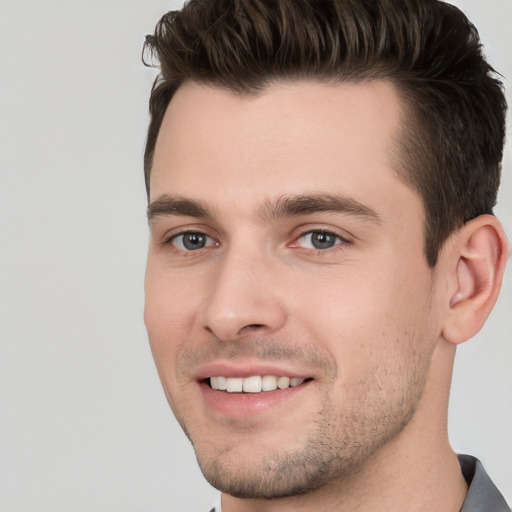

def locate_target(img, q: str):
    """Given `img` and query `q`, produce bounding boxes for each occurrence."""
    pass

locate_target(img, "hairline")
[145,73,418,187]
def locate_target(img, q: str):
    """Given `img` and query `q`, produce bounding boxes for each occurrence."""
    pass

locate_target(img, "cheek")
[144,267,198,372]
[144,275,201,422]
[290,261,435,366]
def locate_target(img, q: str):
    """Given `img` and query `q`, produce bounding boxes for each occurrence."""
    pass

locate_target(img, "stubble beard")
[190,353,432,500]
[171,320,436,501]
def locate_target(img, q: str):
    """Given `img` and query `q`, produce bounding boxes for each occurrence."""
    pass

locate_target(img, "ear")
[441,215,509,345]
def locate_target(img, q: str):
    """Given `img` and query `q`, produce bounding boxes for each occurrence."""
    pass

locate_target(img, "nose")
[199,247,287,342]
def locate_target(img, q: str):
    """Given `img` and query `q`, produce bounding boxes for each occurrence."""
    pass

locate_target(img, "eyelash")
[292,230,350,253]
[163,228,351,257]
[163,231,217,252]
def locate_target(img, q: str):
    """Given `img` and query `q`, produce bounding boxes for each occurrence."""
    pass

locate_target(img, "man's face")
[144,81,443,498]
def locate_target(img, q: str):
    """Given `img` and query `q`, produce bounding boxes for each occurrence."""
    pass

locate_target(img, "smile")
[209,375,308,393]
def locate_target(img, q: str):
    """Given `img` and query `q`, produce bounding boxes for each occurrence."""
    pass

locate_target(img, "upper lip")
[193,360,312,381]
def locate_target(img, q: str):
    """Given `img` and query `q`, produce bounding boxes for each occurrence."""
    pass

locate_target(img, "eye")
[296,230,344,250]
[170,231,215,251]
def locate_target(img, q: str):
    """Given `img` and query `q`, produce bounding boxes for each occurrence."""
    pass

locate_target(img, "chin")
[192,423,381,500]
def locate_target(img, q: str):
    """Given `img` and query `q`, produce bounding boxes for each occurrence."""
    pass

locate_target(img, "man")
[142,0,510,510]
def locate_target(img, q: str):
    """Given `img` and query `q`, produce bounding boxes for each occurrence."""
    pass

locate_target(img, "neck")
[221,341,467,512]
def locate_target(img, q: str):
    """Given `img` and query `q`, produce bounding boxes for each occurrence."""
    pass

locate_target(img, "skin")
[144,80,479,512]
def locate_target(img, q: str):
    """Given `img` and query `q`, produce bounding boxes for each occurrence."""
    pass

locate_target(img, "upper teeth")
[210,375,305,393]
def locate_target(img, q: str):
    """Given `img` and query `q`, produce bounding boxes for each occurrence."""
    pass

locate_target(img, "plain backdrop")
[0,1,510,511]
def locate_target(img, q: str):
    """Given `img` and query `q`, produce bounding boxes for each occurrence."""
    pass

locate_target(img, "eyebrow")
[147,195,213,223]
[258,194,382,224]
[147,193,381,224]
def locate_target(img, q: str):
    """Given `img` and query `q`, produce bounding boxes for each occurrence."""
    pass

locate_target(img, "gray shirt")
[208,455,510,512]
[459,455,510,512]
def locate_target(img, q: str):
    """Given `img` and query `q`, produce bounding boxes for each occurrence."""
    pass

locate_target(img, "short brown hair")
[143,0,507,266]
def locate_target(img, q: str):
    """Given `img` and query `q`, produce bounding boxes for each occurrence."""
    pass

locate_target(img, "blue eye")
[171,232,215,251]
[297,231,343,250]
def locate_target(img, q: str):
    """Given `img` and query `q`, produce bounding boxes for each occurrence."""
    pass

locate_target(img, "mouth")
[206,375,312,393]
[195,363,316,417]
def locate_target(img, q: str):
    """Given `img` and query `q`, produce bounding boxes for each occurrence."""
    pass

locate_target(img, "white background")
[0,1,510,511]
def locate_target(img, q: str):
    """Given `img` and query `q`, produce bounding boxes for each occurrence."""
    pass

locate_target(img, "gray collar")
[459,454,510,512]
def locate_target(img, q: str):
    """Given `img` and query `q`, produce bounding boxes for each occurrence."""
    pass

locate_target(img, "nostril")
[240,324,266,333]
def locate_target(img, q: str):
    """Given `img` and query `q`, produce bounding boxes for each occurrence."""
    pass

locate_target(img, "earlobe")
[442,215,509,345]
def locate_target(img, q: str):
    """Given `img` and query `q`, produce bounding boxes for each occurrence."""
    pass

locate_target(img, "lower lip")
[199,380,312,417]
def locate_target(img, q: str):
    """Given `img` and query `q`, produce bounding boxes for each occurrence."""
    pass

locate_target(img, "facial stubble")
[182,331,435,500]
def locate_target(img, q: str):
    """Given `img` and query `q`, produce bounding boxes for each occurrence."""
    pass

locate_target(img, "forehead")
[150,80,419,220]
